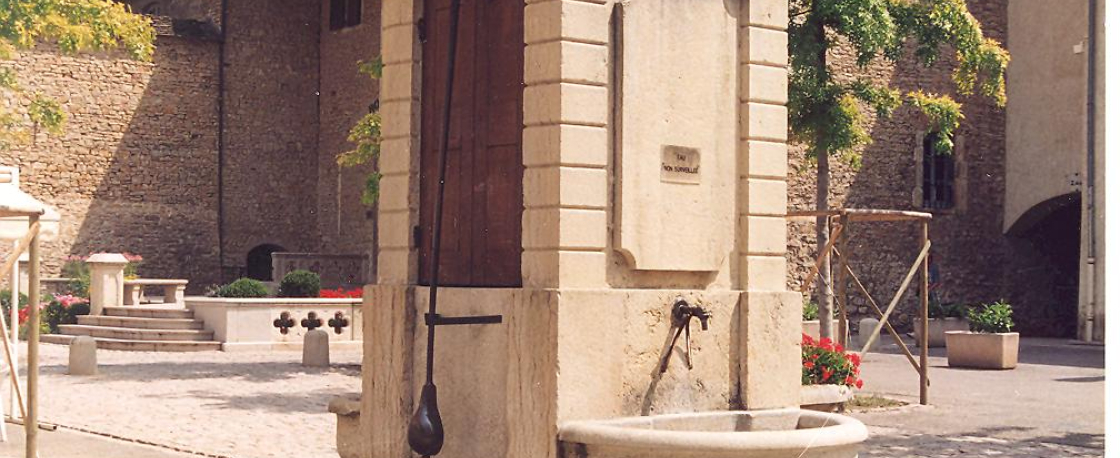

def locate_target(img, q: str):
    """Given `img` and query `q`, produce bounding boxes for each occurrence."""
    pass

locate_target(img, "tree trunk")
[815,146,834,340]
[812,19,834,341]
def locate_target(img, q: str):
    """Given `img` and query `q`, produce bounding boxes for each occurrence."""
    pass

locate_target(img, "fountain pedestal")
[352,0,868,457]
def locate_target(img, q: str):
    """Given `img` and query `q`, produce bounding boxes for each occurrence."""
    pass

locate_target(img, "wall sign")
[660,145,701,184]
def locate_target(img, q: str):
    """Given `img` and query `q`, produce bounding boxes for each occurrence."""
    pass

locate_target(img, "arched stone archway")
[246,244,285,281]
[1005,193,1081,337]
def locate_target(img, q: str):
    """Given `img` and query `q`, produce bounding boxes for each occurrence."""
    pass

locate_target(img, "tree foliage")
[337,56,383,206]
[0,0,154,148]
[789,0,1009,337]
[789,0,1009,158]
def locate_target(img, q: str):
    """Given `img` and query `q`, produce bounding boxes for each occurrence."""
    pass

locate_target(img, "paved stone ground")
[0,423,200,458]
[0,338,1104,458]
[4,343,361,458]
[853,338,1105,457]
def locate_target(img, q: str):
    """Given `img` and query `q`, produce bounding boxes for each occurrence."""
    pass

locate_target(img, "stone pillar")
[68,336,97,376]
[375,0,423,287]
[736,0,801,411]
[302,329,330,367]
[87,253,129,315]
[521,0,611,289]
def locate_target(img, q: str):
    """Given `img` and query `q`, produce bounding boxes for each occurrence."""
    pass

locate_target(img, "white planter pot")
[913,317,970,347]
[800,384,854,412]
[945,331,1019,369]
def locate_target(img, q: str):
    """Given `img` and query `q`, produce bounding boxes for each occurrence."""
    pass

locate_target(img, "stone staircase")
[41,306,221,351]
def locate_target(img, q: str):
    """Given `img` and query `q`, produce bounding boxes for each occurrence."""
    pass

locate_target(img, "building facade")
[0,0,1103,339]
[787,0,1105,341]
[1,0,381,291]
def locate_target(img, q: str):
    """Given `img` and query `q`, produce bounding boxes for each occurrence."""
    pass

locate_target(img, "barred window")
[922,133,955,210]
[330,0,362,30]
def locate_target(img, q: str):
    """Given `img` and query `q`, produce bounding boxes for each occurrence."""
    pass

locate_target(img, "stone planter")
[945,331,1019,369]
[800,384,854,412]
[913,317,970,347]
[802,320,848,342]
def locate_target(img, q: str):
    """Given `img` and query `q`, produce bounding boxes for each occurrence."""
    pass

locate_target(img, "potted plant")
[945,300,1019,369]
[913,299,969,347]
[801,299,843,340]
[800,333,862,412]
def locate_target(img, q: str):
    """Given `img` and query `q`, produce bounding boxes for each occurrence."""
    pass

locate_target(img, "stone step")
[58,324,214,342]
[41,334,221,352]
[78,315,203,330]
[103,306,193,320]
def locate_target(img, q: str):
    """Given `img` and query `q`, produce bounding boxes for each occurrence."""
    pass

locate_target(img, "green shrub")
[62,257,91,297]
[802,299,838,321]
[214,278,269,298]
[966,300,1014,333]
[0,290,28,326]
[279,270,321,298]
[43,295,91,334]
[928,299,965,319]
[803,299,819,321]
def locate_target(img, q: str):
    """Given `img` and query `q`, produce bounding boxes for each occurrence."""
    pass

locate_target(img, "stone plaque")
[660,146,701,185]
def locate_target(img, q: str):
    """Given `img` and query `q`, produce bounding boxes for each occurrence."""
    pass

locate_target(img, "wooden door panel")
[419,0,523,287]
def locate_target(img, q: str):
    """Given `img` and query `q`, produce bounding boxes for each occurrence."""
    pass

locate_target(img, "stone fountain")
[347,0,870,456]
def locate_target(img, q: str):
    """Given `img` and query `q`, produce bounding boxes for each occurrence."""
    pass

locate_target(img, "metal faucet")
[659,298,712,373]
[672,298,712,331]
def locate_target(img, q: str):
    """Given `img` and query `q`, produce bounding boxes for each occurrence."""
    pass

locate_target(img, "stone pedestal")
[302,329,329,367]
[87,253,129,315]
[68,336,97,376]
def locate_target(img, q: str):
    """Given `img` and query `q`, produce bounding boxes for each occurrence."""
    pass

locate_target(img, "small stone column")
[302,329,330,367]
[859,318,882,351]
[87,253,129,315]
[68,336,97,375]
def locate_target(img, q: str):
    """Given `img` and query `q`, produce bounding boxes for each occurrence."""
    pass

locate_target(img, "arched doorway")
[1005,193,1081,337]
[246,244,285,281]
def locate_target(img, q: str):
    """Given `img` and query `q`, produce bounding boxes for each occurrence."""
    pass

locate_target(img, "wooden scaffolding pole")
[836,215,850,348]
[26,214,39,458]
[858,239,930,357]
[799,222,845,294]
[919,221,930,405]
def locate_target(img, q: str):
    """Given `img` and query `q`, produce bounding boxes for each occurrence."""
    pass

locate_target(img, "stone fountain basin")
[558,408,867,458]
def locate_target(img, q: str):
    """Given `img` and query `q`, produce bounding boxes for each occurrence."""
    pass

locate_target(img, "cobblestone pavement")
[861,425,1105,457]
[7,343,361,458]
[854,338,1105,457]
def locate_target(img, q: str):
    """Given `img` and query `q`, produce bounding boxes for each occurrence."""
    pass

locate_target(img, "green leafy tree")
[0,0,154,148]
[789,0,1009,338]
[337,56,384,206]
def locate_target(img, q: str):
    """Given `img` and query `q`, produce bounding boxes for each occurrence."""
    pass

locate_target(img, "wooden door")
[418,0,523,287]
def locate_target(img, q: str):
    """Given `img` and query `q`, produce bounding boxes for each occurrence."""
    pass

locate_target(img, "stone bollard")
[87,253,129,315]
[68,336,98,375]
[858,318,882,351]
[302,329,330,367]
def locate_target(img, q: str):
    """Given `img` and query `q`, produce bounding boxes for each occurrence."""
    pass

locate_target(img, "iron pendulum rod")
[425,0,464,387]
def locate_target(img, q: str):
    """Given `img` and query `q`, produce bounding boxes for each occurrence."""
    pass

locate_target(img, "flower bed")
[801,333,861,412]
